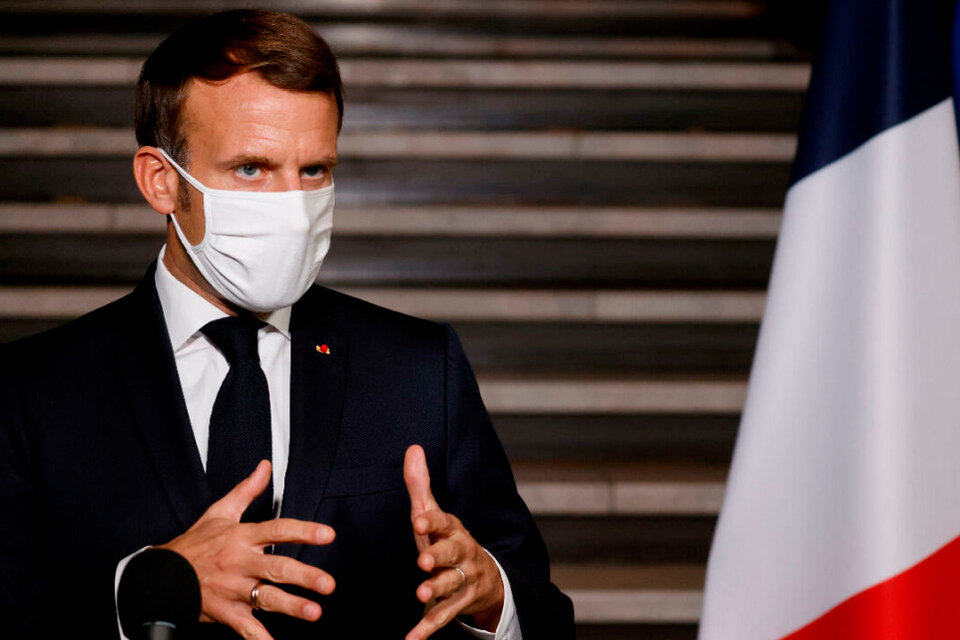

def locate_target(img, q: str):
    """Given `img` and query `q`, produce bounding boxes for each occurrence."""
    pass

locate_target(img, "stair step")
[342,87,804,132]
[0,128,797,162]
[0,232,776,288]
[523,479,723,515]
[0,57,810,90]
[336,288,765,323]
[343,58,808,89]
[478,375,745,414]
[524,480,724,516]
[448,322,759,374]
[0,31,785,60]
[576,625,697,640]
[515,460,726,515]
[495,414,738,463]
[0,203,781,239]
[0,157,790,207]
[0,1,772,39]
[0,286,766,323]
[556,564,704,623]
[0,0,765,20]
[0,86,804,131]
[537,514,715,563]
[285,29,782,61]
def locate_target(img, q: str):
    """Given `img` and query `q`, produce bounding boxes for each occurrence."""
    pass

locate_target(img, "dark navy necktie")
[201,315,273,522]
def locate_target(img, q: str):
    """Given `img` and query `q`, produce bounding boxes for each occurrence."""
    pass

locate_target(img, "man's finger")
[249,583,322,622]
[248,519,335,548]
[413,509,457,538]
[252,554,336,596]
[219,603,274,640]
[405,588,472,640]
[404,445,439,514]
[416,567,468,603]
[417,538,463,573]
[206,459,273,521]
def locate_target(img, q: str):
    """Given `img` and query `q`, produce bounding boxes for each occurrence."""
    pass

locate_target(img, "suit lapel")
[277,290,348,559]
[112,272,347,546]
[113,262,212,530]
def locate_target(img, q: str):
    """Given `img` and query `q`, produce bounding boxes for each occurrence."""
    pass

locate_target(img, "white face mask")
[158,148,334,313]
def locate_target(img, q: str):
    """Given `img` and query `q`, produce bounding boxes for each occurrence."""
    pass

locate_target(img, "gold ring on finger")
[250,582,263,610]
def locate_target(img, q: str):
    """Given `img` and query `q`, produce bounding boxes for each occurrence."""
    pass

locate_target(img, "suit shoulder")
[3,291,136,369]
[303,285,451,347]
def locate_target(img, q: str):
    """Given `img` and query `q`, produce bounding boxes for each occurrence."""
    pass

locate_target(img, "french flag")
[700,0,960,638]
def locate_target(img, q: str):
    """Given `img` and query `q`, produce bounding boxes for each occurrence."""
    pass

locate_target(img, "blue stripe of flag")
[790,0,955,187]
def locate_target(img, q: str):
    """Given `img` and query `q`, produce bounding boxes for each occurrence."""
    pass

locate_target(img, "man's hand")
[403,445,505,640]
[157,460,336,640]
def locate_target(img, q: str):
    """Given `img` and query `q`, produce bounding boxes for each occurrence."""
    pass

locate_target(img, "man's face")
[173,71,339,245]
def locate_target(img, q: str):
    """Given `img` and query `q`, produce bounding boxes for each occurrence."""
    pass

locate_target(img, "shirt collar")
[154,245,292,352]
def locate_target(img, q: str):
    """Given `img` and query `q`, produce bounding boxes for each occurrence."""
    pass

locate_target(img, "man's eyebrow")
[217,154,275,169]
[310,156,338,167]
[216,155,338,168]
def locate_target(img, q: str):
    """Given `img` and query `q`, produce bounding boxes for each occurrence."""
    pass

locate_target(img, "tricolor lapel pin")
[316,344,331,355]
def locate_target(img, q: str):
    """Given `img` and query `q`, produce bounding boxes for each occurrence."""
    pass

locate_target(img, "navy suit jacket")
[0,263,574,639]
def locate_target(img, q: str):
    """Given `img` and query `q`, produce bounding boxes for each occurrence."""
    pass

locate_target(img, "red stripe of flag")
[782,533,960,639]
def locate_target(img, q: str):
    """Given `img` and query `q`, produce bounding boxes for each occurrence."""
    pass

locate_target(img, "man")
[0,10,573,640]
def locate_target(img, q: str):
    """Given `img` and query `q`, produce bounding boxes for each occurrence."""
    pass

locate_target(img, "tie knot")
[201,315,265,365]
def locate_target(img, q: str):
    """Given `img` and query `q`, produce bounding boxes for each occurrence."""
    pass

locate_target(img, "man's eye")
[236,164,261,178]
[303,166,325,178]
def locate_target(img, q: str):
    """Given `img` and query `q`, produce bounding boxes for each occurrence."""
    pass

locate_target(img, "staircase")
[0,1,811,637]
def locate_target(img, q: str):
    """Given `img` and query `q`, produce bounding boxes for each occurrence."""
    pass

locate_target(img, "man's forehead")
[179,72,339,157]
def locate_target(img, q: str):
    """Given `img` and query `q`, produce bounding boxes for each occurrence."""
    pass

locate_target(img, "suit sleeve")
[0,348,66,637]
[439,324,575,639]
[0,352,45,636]
[0,346,120,639]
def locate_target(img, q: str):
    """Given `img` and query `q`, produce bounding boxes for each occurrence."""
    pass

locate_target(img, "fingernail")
[418,554,432,571]
[304,603,320,619]
[316,577,329,592]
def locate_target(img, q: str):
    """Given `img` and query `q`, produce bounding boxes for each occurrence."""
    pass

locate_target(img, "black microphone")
[117,548,201,640]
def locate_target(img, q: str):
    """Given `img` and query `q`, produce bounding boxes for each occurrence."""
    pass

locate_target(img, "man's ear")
[133,146,180,215]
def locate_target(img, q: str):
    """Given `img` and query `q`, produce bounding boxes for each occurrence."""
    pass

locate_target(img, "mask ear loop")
[157,148,209,250]
[156,147,209,194]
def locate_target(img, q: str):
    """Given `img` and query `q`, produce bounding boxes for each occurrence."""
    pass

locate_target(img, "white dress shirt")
[116,247,519,639]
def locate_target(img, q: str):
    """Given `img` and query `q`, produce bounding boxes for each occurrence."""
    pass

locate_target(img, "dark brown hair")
[135,9,343,168]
